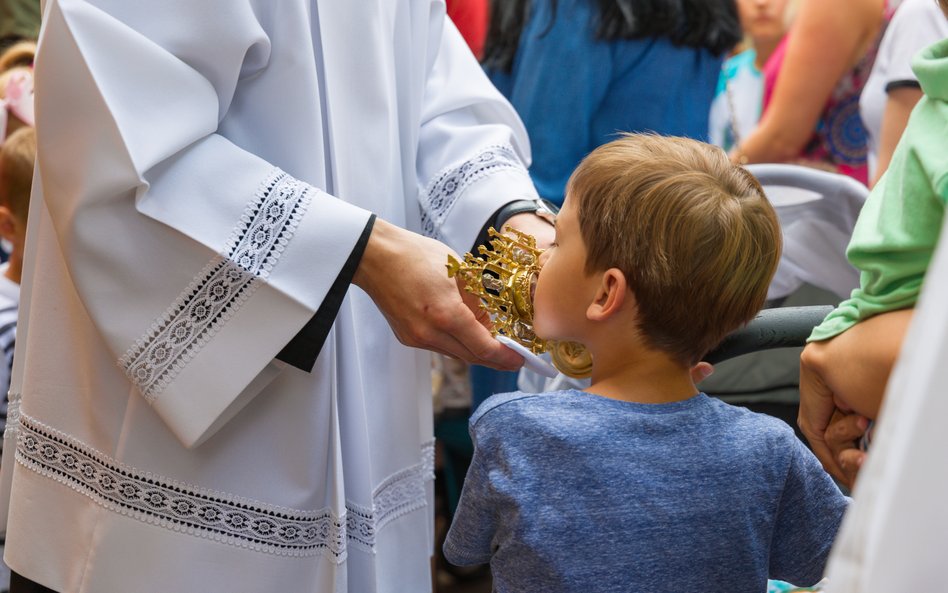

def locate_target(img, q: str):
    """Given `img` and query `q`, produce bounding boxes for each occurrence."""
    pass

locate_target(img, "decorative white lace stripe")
[15,413,433,562]
[347,439,436,550]
[421,145,524,241]
[119,169,312,400]
[3,390,20,441]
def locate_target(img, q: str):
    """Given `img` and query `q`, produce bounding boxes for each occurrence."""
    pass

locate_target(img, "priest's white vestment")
[0,1,538,591]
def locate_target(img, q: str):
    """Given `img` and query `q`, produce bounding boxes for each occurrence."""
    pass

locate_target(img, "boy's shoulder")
[703,396,802,448]
[468,389,599,440]
[470,390,567,426]
[693,399,816,487]
[470,390,800,450]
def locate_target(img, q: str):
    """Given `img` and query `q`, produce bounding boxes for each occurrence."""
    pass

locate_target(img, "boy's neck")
[584,342,698,405]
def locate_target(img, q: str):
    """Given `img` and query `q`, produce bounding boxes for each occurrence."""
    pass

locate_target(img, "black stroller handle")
[704,305,835,365]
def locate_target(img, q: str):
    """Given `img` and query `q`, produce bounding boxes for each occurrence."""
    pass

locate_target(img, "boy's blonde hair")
[569,134,781,365]
[0,126,36,222]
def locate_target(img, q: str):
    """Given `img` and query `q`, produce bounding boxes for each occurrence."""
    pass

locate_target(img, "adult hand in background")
[798,309,912,482]
[799,339,845,481]
[824,411,869,490]
[354,218,523,371]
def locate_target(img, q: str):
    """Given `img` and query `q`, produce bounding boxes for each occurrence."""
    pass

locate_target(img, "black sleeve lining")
[470,199,559,253]
[275,214,377,372]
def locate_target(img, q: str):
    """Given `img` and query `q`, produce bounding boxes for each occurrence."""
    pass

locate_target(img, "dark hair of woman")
[482,0,742,73]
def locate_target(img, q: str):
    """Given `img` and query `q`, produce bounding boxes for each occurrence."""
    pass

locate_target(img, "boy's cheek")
[531,287,555,340]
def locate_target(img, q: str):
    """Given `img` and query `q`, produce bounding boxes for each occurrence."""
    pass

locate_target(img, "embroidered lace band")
[3,390,20,441]
[348,439,436,550]
[422,144,524,242]
[15,413,435,562]
[119,169,311,400]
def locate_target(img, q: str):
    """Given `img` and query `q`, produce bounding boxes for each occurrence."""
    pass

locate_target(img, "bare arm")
[798,308,912,480]
[735,0,885,164]
[870,86,923,188]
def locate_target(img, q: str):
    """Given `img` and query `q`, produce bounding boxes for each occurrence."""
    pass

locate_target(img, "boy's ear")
[0,206,16,243]
[586,268,628,322]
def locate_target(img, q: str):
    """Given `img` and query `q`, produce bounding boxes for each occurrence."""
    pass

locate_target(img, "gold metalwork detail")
[550,341,593,379]
[447,228,592,379]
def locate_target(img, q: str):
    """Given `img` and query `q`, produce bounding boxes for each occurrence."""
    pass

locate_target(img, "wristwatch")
[473,198,559,251]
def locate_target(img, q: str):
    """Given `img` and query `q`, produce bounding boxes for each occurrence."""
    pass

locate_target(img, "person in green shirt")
[799,19,948,490]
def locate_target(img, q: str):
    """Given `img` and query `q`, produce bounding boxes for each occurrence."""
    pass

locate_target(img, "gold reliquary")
[447,228,592,379]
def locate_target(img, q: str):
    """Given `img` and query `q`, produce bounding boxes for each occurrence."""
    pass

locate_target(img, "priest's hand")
[353,218,524,371]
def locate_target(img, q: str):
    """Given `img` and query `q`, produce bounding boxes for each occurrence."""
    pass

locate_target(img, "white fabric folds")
[0,0,538,591]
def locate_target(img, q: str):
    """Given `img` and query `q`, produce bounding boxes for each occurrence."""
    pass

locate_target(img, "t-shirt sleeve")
[809,103,948,342]
[880,0,948,90]
[769,437,850,585]
[442,427,500,566]
[416,19,538,253]
[35,0,374,448]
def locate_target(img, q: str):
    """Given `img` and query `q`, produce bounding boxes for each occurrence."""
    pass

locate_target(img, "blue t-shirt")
[486,0,723,205]
[444,391,848,592]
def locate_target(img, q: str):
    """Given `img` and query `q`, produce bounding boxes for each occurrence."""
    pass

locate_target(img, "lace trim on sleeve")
[15,413,434,563]
[420,144,524,241]
[119,169,312,401]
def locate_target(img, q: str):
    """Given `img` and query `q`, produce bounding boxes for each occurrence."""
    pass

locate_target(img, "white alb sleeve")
[416,16,540,254]
[35,0,372,447]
